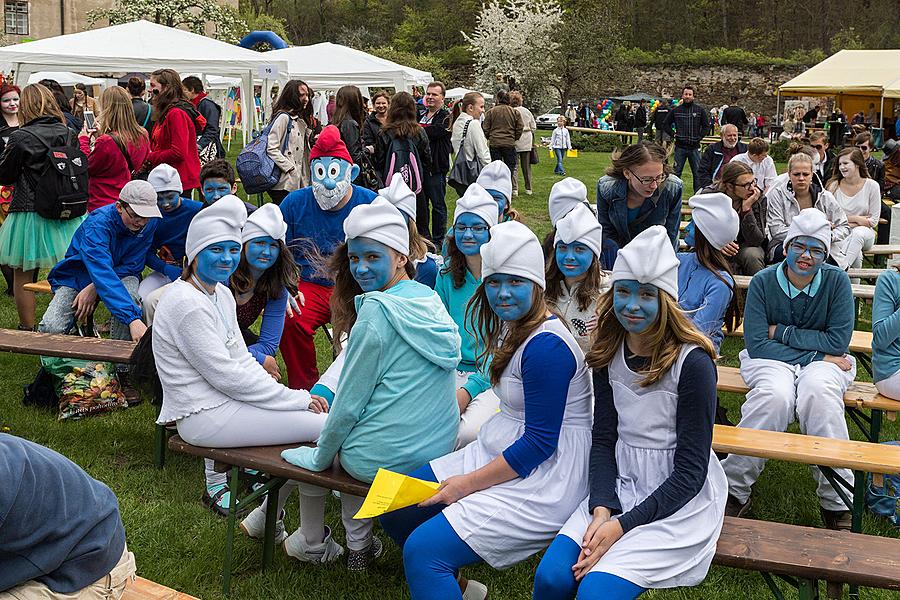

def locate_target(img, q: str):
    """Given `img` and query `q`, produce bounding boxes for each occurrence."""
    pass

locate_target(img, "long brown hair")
[332,85,366,128]
[19,84,64,125]
[545,250,606,313]
[715,161,754,201]
[606,141,670,179]
[693,229,742,333]
[586,287,716,386]
[150,68,186,119]
[469,284,549,385]
[328,241,416,349]
[451,91,483,126]
[382,91,422,139]
[230,240,299,301]
[826,147,868,190]
[442,233,470,289]
[97,86,147,146]
[406,219,433,264]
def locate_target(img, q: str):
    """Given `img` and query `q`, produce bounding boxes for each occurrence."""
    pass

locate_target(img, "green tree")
[88,0,247,43]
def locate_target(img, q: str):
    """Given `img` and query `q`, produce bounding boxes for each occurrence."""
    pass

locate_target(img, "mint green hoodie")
[281,279,461,483]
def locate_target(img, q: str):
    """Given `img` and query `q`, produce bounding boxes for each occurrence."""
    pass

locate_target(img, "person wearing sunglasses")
[722,208,856,536]
[853,132,891,244]
[596,141,683,253]
[808,131,834,182]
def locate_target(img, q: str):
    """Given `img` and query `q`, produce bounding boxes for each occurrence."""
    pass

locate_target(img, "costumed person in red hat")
[279,125,378,390]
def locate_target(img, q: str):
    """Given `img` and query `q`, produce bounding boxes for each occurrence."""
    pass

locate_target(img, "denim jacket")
[596,174,684,250]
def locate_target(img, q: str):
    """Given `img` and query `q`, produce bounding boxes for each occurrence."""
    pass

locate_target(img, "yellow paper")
[567,149,579,158]
[353,468,441,519]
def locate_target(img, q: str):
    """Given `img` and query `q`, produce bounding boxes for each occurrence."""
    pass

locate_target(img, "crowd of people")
[3,73,900,600]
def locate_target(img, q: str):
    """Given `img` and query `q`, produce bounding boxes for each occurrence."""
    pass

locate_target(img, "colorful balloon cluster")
[596,99,614,122]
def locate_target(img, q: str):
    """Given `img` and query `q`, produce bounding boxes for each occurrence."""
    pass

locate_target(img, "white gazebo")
[0,20,289,139]
[445,87,493,101]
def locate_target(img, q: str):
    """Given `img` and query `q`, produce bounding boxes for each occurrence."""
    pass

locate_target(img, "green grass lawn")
[2,150,899,599]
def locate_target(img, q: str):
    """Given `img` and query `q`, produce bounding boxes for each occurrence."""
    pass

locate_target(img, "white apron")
[431,318,593,568]
[558,343,727,589]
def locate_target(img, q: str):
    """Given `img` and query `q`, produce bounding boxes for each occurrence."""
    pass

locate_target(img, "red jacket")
[147,105,202,191]
[80,133,150,212]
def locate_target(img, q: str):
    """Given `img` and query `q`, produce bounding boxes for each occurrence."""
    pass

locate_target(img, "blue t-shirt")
[279,185,377,286]
[626,205,641,223]
[146,198,203,280]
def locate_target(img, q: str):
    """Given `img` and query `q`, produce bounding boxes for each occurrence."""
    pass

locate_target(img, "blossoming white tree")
[465,0,563,108]
[88,0,246,44]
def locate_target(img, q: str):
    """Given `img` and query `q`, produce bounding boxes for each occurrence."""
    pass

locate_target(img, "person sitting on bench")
[40,180,161,342]
[139,164,203,310]
[722,208,856,530]
[273,199,460,571]
[0,433,136,600]
[152,196,327,517]
[872,265,900,400]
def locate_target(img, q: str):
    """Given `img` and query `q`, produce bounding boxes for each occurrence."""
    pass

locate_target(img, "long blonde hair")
[97,86,147,146]
[586,287,715,386]
[19,84,64,125]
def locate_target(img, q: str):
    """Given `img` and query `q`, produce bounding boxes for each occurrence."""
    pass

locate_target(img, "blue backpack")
[866,441,900,528]
[235,113,292,195]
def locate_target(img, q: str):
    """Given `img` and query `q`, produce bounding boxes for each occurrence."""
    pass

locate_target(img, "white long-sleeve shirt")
[831,178,882,228]
[451,113,491,167]
[549,126,572,150]
[732,152,778,192]
[153,278,311,423]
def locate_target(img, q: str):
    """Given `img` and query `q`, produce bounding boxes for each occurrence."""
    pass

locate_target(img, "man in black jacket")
[652,100,672,147]
[721,97,749,136]
[698,124,747,189]
[417,81,452,244]
[634,99,648,142]
[663,85,710,194]
[182,76,224,162]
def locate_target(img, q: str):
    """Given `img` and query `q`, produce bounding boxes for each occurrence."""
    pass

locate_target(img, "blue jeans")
[673,145,701,194]
[418,172,447,245]
[533,535,645,599]
[554,148,566,174]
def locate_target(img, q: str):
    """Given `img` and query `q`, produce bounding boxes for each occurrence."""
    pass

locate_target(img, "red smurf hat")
[309,124,353,164]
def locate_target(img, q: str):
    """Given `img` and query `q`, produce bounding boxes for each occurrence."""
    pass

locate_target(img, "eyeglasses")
[629,173,667,185]
[454,224,489,234]
[735,181,756,191]
[788,242,826,261]
[812,144,825,150]
[856,144,870,151]
[122,204,147,221]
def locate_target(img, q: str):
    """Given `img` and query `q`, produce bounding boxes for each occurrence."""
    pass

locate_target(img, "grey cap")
[119,180,162,218]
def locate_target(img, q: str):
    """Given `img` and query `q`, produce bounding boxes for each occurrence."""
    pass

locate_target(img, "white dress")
[558,343,727,589]
[430,317,593,568]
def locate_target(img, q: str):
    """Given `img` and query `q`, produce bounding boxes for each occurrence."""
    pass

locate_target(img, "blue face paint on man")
[486,189,508,217]
[157,190,182,213]
[612,280,660,333]
[555,241,595,279]
[453,213,491,257]
[244,236,280,273]
[348,237,399,292]
[202,178,234,205]
[311,157,360,211]
[785,235,827,278]
[485,273,534,322]
[195,241,242,286]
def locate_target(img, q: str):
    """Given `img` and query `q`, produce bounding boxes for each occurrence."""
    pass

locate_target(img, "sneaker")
[461,579,488,600]
[347,535,384,572]
[201,483,242,518]
[239,506,286,544]
[283,525,344,564]
[724,494,751,518]
[820,507,852,531]
[513,190,519,197]
[525,189,533,195]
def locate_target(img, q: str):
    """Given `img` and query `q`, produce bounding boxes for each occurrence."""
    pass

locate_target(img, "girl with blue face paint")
[151,196,327,523]
[535,225,726,600]
[545,204,610,353]
[380,221,594,600]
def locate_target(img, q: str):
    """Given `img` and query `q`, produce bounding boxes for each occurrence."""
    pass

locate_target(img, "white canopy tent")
[266,43,432,93]
[27,71,104,87]
[0,20,289,139]
[445,87,493,100]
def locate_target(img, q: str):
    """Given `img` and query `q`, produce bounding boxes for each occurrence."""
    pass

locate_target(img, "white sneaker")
[239,506,286,544]
[525,189,533,195]
[462,579,488,600]
[283,525,345,564]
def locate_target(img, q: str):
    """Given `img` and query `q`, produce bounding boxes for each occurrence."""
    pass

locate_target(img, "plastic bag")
[866,441,900,528]
[41,356,128,420]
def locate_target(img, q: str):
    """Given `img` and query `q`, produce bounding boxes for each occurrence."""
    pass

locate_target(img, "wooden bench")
[733,274,874,300]
[122,577,199,600]
[865,244,900,257]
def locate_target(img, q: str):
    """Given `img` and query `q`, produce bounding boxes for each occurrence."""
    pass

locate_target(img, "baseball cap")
[119,180,163,218]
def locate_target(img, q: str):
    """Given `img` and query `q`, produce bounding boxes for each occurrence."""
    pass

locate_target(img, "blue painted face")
[785,235,826,278]
[348,237,399,292]
[310,157,360,210]
[486,189,508,216]
[195,241,242,285]
[485,273,535,322]
[156,190,182,213]
[244,236,281,272]
[453,213,491,256]
[202,178,233,205]
[555,241,595,279]
[612,280,660,333]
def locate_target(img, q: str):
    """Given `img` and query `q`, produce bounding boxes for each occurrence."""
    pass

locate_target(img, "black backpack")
[22,128,88,220]
[382,135,423,194]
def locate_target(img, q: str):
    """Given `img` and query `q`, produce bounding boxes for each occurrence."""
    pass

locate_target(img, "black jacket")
[337,118,368,170]
[652,106,671,131]
[866,156,886,191]
[634,106,647,128]
[196,96,224,159]
[698,140,748,188]
[663,101,710,147]
[417,107,452,174]
[131,98,152,134]
[0,117,77,213]
[362,112,383,148]
[721,106,748,132]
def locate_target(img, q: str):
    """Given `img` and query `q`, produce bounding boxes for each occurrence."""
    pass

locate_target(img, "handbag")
[529,146,539,165]
[448,120,482,196]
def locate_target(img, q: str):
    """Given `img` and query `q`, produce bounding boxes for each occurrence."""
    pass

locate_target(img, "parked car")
[536,107,564,129]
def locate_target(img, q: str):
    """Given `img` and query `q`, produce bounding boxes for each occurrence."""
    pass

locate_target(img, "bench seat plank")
[733,275,874,299]
[725,325,872,356]
[715,517,900,589]
[0,328,135,363]
[122,577,199,600]
[167,435,370,497]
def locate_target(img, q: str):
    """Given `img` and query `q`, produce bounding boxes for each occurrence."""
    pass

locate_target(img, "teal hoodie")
[282,279,461,483]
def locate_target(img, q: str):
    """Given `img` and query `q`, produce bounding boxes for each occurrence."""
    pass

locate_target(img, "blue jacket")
[596,174,683,250]
[145,198,203,280]
[677,252,733,353]
[49,203,158,326]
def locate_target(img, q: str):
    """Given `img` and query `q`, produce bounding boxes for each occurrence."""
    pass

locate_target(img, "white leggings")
[837,225,876,270]
[876,369,900,400]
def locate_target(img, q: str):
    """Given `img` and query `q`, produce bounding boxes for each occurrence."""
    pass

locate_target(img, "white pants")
[455,371,501,449]
[876,368,900,400]
[837,225,876,271]
[142,279,174,324]
[721,350,856,511]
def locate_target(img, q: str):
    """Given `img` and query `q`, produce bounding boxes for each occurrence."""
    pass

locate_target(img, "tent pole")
[879,94,885,131]
[776,91,781,125]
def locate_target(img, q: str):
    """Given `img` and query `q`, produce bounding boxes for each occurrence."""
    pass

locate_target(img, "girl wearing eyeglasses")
[596,142,683,254]
[705,161,768,275]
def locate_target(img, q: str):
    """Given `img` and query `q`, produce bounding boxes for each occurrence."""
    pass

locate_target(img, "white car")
[536,107,564,129]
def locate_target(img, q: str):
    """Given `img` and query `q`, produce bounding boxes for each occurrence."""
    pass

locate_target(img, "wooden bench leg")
[798,578,821,600]
[761,573,821,600]
[262,479,286,569]
[222,466,240,596]
[154,424,168,469]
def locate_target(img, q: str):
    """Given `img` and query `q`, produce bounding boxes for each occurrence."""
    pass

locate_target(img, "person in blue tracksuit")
[40,180,161,342]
